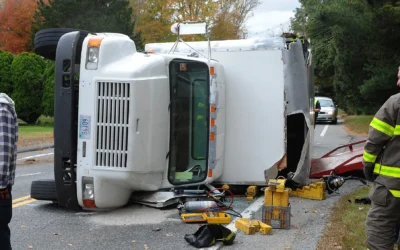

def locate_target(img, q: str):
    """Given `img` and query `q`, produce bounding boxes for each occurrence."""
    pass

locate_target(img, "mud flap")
[53,31,83,210]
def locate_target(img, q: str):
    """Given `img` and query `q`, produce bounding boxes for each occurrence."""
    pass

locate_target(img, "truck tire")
[30,179,58,201]
[34,28,90,63]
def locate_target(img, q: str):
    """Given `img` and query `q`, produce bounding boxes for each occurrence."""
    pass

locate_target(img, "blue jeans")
[0,186,12,250]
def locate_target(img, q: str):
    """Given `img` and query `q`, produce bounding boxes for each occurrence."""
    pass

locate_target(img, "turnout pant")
[0,186,12,250]
[314,112,319,128]
[366,182,400,250]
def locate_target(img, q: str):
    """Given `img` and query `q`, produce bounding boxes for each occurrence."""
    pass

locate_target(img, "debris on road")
[290,180,326,200]
[235,218,272,235]
[262,178,291,230]
[354,197,371,204]
[184,224,235,248]
[24,159,36,164]
[177,187,240,225]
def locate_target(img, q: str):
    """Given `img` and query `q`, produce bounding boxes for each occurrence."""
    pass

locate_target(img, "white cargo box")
[146,37,314,186]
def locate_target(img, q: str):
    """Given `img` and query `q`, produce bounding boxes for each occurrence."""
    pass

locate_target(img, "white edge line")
[17,153,54,161]
[202,196,265,250]
[320,125,329,137]
[16,172,42,178]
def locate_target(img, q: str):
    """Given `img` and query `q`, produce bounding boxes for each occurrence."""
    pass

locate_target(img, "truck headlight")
[82,176,96,208]
[328,111,334,115]
[88,47,99,63]
[83,183,94,199]
[85,36,104,70]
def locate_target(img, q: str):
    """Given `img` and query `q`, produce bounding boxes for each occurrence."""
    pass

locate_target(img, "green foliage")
[11,52,46,124]
[291,0,400,115]
[42,60,55,116]
[35,115,54,126]
[31,0,144,51]
[0,50,14,95]
[18,119,27,125]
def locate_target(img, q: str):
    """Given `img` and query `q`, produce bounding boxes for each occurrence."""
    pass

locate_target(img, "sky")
[246,0,301,37]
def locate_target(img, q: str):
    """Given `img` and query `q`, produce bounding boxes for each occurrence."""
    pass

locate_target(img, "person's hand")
[363,163,376,182]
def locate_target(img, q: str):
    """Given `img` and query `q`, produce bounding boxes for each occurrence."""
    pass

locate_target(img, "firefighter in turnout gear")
[314,98,321,127]
[363,90,400,250]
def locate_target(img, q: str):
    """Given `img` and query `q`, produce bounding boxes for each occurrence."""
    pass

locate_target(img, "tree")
[32,0,144,50]
[0,50,14,95]
[11,52,46,123]
[42,60,55,116]
[290,0,391,114]
[359,3,400,114]
[0,0,43,54]
[130,0,261,43]
[213,0,261,39]
[131,0,176,43]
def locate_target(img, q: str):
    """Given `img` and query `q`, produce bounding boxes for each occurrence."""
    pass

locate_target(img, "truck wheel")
[332,118,338,125]
[34,28,90,62]
[30,179,58,201]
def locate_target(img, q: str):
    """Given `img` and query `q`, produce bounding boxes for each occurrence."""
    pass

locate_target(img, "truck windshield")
[168,60,209,185]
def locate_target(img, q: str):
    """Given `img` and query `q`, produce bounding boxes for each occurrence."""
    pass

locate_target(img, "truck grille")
[95,82,130,168]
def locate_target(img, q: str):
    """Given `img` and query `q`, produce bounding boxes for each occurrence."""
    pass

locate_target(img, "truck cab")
[75,33,225,208]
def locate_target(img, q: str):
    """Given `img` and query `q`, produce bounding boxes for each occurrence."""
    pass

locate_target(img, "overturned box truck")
[30,23,315,210]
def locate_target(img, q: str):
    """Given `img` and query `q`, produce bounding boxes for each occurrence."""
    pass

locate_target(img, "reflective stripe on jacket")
[363,93,400,197]
[314,99,321,112]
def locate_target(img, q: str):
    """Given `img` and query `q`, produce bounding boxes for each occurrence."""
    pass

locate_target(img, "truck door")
[168,59,210,185]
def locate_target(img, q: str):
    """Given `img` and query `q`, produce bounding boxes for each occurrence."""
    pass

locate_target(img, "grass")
[317,186,372,250]
[338,108,346,116]
[19,125,53,135]
[18,125,54,147]
[343,115,373,136]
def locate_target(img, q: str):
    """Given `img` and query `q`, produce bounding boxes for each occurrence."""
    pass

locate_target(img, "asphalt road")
[9,120,368,250]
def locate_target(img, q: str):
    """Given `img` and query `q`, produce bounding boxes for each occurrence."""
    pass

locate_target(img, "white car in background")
[316,96,338,124]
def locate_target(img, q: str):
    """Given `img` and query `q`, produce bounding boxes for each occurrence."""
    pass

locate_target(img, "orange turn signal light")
[83,199,97,208]
[88,37,104,47]
[210,66,215,75]
[210,132,215,141]
[210,105,216,113]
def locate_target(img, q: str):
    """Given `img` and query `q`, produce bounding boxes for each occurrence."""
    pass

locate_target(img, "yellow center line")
[13,198,36,208]
[12,195,37,208]
[12,195,31,204]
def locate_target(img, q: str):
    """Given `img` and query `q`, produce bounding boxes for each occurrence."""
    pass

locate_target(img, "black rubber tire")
[30,179,58,201]
[332,118,338,125]
[34,28,90,62]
